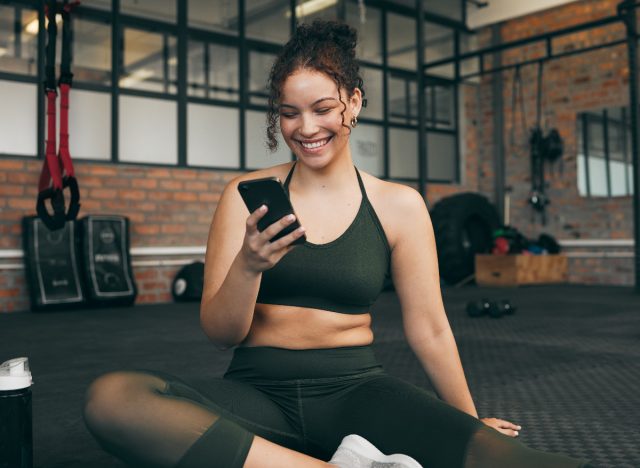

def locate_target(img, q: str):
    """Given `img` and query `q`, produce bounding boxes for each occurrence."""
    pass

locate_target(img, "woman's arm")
[387,186,478,417]
[200,176,304,349]
[387,186,521,437]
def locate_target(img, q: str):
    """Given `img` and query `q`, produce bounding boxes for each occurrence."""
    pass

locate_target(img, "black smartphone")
[237,177,306,245]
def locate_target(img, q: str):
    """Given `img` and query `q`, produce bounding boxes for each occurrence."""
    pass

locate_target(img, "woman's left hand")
[480,418,522,437]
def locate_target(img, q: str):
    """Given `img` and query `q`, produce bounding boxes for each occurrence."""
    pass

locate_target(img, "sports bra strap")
[283,161,368,199]
[283,162,296,193]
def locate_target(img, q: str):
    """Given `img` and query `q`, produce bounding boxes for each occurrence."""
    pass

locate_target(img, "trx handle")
[36,176,81,231]
[37,0,81,231]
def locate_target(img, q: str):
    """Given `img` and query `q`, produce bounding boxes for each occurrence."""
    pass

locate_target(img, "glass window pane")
[351,123,384,177]
[249,50,277,106]
[74,17,111,85]
[387,13,416,71]
[121,28,177,94]
[587,116,605,156]
[245,110,290,169]
[188,104,239,168]
[188,0,238,35]
[389,127,418,179]
[388,73,417,125]
[577,154,588,196]
[360,66,383,121]
[188,41,239,101]
[0,5,38,76]
[295,0,339,23]
[82,1,111,11]
[610,161,627,197]
[426,131,456,181]
[424,0,463,22]
[0,80,37,156]
[425,22,454,78]
[121,0,176,23]
[628,163,634,195]
[588,156,608,197]
[69,90,111,160]
[346,1,382,64]
[245,0,290,45]
[607,120,625,162]
[119,95,177,164]
[426,84,455,129]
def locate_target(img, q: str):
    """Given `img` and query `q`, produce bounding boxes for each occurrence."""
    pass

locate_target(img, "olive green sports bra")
[256,163,391,314]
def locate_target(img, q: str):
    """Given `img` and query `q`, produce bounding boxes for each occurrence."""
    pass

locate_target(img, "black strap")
[283,162,296,193]
[59,0,75,86]
[45,0,57,92]
[283,162,368,200]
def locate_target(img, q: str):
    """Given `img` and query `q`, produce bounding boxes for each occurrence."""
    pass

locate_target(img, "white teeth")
[301,138,328,149]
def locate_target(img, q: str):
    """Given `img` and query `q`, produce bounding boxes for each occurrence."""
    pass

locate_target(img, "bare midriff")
[239,303,374,349]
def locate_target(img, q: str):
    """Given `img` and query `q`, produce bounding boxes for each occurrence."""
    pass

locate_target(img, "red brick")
[134,224,160,235]
[0,185,24,196]
[92,188,119,199]
[0,160,25,170]
[118,189,146,201]
[173,192,198,202]
[160,180,184,190]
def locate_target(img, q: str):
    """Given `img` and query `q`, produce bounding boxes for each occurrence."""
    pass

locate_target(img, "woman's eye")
[316,108,331,114]
[280,113,297,119]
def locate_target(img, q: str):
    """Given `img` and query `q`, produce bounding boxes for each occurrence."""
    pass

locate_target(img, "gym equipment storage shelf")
[475,254,568,287]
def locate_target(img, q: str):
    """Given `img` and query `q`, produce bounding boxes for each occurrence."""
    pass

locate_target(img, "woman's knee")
[83,370,166,435]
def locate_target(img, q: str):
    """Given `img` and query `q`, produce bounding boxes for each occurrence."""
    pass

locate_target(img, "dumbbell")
[466,298,492,317]
[466,299,516,318]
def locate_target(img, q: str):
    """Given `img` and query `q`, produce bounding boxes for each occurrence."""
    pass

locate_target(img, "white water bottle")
[0,357,33,468]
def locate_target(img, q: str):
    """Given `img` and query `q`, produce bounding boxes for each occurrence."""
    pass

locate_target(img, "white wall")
[467,0,581,29]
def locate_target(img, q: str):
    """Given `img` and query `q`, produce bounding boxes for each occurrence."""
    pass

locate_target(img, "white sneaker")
[329,434,423,468]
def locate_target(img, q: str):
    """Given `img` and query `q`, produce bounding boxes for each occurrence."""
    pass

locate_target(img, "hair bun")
[303,20,357,53]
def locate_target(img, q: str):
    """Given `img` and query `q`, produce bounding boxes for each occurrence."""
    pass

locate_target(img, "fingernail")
[298,227,306,233]
[286,214,295,221]
[260,205,267,211]
[517,426,522,430]
[514,431,519,436]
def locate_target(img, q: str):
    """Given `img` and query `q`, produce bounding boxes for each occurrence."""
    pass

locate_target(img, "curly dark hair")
[266,20,366,151]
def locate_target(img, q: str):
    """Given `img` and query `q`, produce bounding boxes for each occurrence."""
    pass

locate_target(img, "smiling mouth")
[298,137,332,150]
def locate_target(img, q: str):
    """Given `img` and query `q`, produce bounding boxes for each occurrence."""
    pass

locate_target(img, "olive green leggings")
[83,345,593,468]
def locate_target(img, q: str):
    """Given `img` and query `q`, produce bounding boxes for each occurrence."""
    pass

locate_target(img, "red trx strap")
[37,0,81,231]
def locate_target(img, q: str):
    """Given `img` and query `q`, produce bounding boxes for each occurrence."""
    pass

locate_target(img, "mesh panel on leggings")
[463,425,589,468]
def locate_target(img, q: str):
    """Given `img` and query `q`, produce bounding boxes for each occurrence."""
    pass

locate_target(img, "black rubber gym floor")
[0,285,638,468]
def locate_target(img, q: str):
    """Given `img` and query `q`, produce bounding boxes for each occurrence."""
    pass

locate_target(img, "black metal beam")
[426,14,621,70]
[491,24,505,223]
[619,0,640,292]
[416,0,427,199]
[177,0,187,167]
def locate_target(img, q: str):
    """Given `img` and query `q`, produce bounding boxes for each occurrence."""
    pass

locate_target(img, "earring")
[350,116,358,128]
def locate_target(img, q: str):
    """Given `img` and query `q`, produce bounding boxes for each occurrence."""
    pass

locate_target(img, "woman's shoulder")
[359,171,429,247]
[359,170,426,214]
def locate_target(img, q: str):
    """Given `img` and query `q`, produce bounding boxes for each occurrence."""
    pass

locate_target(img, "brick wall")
[460,0,634,285]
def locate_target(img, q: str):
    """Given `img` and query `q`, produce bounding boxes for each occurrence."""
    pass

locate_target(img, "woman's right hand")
[240,205,306,273]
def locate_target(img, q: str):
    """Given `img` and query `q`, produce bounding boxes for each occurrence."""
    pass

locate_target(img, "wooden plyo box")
[475,254,568,287]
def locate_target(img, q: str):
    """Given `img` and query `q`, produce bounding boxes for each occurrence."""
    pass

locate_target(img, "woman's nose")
[299,114,319,136]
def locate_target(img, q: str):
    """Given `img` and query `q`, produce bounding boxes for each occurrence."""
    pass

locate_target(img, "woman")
[83,20,593,468]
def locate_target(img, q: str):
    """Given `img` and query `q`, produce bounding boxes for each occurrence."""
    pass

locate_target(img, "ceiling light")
[286,0,338,18]
[25,14,62,36]
[119,69,155,88]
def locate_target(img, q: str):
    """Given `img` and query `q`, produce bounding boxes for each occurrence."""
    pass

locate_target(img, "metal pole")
[491,24,505,223]
[417,0,427,200]
[619,0,640,292]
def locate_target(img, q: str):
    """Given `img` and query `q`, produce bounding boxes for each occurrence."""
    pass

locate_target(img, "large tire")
[431,193,500,285]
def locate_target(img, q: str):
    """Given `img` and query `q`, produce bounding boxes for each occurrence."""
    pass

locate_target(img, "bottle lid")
[0,357,33,390]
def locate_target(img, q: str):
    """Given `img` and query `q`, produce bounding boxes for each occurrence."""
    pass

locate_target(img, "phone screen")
[237,177,306,245]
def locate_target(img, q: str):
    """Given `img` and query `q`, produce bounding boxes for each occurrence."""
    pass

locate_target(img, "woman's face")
[278,68,362,168]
